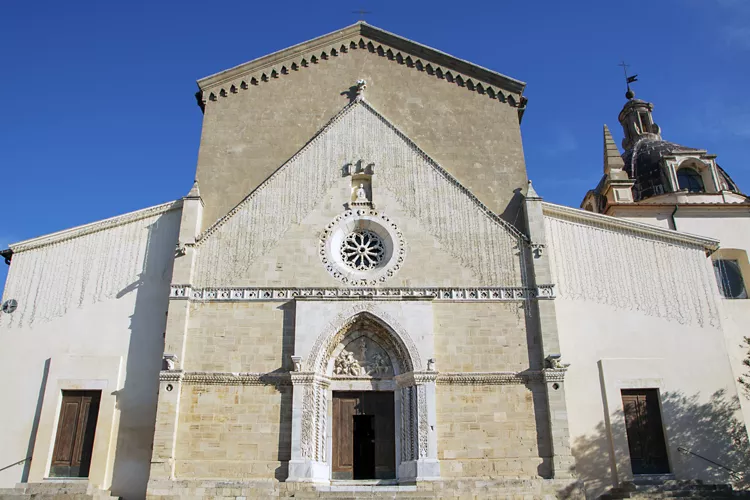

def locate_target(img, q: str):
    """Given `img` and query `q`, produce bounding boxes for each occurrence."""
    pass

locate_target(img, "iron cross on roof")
[352,9,372,20]
[619,61,638,99]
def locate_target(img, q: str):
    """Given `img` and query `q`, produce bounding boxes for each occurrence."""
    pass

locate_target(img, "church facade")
[0,23,748,500]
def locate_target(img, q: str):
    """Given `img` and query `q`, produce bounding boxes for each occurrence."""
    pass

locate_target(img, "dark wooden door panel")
[50,391,101,478]
[332,393,359,478]
[51,400,82,466]
[622,389,670,475]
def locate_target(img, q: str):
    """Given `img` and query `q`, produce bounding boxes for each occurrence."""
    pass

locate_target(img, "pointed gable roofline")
[196,22,526,108]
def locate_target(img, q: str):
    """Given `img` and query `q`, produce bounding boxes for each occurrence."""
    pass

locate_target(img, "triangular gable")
[193,98,527,288]
[196,22,525,115]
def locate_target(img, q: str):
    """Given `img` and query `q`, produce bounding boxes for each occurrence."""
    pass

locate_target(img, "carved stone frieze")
[159,371,291,386]
[158,369,564,386]
[170,285,556,301]
[334,337,393,378]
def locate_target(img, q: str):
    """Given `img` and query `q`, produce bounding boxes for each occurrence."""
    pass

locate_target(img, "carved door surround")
[287,309,439,484]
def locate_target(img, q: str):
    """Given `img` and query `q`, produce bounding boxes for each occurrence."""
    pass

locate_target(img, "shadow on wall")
[110,213,179,499]
[559,390,750,500]
[274,300,296,481]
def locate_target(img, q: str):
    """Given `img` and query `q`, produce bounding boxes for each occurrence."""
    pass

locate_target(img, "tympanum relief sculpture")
[333,337,393,377]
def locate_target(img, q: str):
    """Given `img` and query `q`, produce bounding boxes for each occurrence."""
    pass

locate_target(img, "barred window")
[713,259,747,299]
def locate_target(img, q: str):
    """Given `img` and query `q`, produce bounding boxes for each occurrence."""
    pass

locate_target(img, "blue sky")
[1,0,748,293]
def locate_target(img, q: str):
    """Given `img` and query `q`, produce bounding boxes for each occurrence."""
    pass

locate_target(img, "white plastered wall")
[0,205,180,498]
[617,209,750,443]
[545,211,749,499]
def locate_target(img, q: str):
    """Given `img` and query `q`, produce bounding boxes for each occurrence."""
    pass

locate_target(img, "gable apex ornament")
[526,180,541,200]
[186,179,202,199]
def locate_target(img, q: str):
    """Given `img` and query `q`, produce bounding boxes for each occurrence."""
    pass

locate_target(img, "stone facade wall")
[434,303,541,372]
[437,384,549,478]
[175,384,292,480]
[184,302,292,373]
[196,47,526,229]
[433,303,548,478]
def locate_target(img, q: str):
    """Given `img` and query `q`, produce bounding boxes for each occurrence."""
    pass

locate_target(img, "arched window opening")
[713,259,748,299]
[677,167,705,193]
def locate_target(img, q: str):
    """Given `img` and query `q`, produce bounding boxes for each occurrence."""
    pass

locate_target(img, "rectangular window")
[50,390,101,478]
[621,389,670,475]
[713,259,748,299]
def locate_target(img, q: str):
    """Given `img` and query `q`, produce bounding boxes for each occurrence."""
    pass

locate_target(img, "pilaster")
[148,181,203,484]
[288,372,330,483]
[523,181,576,479]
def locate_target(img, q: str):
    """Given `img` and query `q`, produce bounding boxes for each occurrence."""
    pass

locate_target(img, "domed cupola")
[581,83,747,215]
[617,90,742,203]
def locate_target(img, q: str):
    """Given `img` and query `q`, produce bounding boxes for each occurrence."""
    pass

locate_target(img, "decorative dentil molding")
[169,285,556,301]
[198,34,522,113]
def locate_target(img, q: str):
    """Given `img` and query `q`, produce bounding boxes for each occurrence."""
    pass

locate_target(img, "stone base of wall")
[0,482,117,500]
[146,478,584,499]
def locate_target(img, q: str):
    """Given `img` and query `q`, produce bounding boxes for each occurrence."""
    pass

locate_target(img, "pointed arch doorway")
[287,309,440,484]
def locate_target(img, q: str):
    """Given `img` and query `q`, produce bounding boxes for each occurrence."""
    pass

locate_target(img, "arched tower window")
[677,167,705,193]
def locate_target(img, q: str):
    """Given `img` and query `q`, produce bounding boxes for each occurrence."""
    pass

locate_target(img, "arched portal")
[287,310,439,484]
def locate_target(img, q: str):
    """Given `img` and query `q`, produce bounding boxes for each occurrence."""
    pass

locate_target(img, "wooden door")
[332,391,395,480]
[332,393,358,479]
[50,391,101,478]
[622,389,670,474]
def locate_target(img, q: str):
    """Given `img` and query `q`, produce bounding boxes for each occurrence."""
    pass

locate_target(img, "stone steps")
[599,479,736,499]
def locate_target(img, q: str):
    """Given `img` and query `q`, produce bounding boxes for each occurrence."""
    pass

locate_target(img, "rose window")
[340,230,386,271]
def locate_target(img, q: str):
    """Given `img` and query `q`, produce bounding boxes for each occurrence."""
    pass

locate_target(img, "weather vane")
[618,61,638,99]
[352,9,372,21]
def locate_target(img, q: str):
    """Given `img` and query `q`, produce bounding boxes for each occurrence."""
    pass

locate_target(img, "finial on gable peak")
[186,179,201,199]
[526,179,541,200]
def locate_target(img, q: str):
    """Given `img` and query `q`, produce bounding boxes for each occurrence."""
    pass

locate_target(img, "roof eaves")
[10,200,183,254]
[542,201,720,251]
[197,22,525,95]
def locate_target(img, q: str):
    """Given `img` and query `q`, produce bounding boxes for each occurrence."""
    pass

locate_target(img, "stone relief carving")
[417,385,429,458]
[334,337,393,378]
[309,304,421,374]
[300,385,315,459]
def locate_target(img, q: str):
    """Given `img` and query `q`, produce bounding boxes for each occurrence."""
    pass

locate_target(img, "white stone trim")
[542,201,719,251]
[320,209,406,286]
[169,285,555,301]
[10,201,182,253]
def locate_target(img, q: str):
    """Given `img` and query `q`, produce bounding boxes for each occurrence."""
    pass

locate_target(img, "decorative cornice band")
[160,369,566,386]
[436,370,566,385]
[542,202,719,251]
[169,285,555,301]
[160,371,292,386]
[11,201,183,253]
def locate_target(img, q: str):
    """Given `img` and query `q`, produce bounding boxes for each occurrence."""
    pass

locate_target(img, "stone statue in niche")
[355,184,368,202]
[333,336,393,377]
